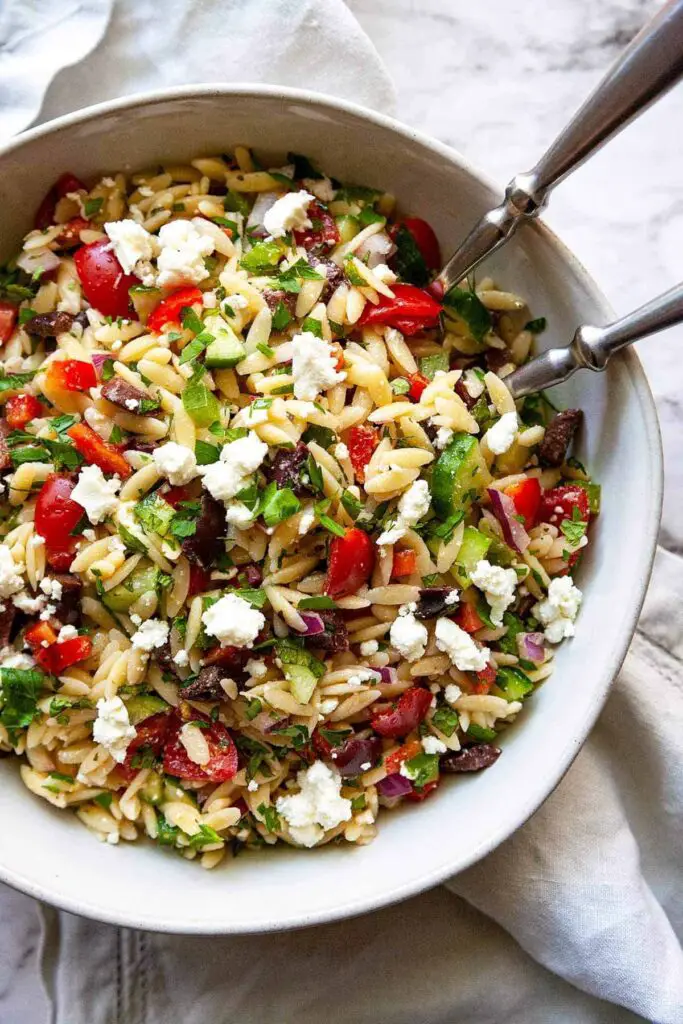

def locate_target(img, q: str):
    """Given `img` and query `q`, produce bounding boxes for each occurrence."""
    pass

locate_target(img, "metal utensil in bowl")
[505,280,683,398]
[436,0,683,294]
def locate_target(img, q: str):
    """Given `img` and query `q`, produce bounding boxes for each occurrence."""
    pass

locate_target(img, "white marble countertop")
[3,1,682,1020]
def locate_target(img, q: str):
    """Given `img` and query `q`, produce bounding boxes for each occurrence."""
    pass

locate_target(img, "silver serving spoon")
[434,0,683,396]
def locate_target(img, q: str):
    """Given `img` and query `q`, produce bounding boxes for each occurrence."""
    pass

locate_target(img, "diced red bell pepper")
[4,394,44,429]
[505,477,541,530]
[147,286,204,333]
[55,217,91,249]
[66,423,132,479]
[35,473,84,569]
[312,728,334,760]
[34,173,87,231]
[293,201,339,252]
[162,710,239,783]
[0,302,18,345]
[74,239,138,319]
[36,635,93,675]
[538,484,590,527]
[407,372,429,401]
[371,686,432,738]
[399,218,441,270]
[324,527,375,598]
[25,621,58,649]
[117,712,171,784]
[454,602,484,634]
[357,284,442,337]
[188,564,212,597]
[472,661,497,694]
[347,424,379,484]
[391,549,417,578]
[383,737,422,776]
[46,359,97,393]
[330,342,345,372]
[405,778,440,802]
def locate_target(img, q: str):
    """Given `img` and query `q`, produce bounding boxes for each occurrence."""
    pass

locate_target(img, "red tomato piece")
[383,738,422,776]
[401,217,441,270]
[312,728,333,760]
[163,486,191,509]
[66,423,132,479]
[74,239,138,319]
[35,474,84,568]
[391,549,417,578]
[25,621,58,649]
[505,477,542,530]
[453,602,484,634]
[538,485,590,527]
[36,636,93,675]
[162,711,239,783]
[357,284,442,337]
[407,372,429,401]
[0,302,17,345]
[293,201,339,252]
[46,359,97,392]
[34,173,87,230]
[188,564,212,597]
[324,527,375,598]
[371,686,432,738]
[118,712,171,784]
[347,424,379,483]
[405,778,440,802]
[56,217,91,249]
[5,394,44,429]
[472,661,497,694]
[146,286,204,333]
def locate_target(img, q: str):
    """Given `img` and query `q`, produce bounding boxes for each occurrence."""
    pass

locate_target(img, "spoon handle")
[505,280,683,399]
[437,0,683,293]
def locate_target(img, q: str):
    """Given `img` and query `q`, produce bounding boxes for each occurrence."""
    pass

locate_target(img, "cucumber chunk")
[495,666,534,702]
[287,664,319,705]
[419,352,449,380]
[103,564,161,613]
[454,526,491,587]
[431,433,487,519]
[203,313,246,368]
[126,695,169,725]
[335,215,361,244]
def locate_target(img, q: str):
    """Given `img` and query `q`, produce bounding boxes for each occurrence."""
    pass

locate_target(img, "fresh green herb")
[224,190,249,216]
[257,804,281,833]
[315,498,346,537]
[118,524,148,554]
[10,445,50,466]
[50,414,78,434]
[392,224,429,286]
[182,378,220,427]
[305,453,324,493]
[432,706,459,737]
[443,287,491,343]
[100,359,116,382]
[109,425,123,445]
[287,152,323,179]
[0,371,35,394]
[277,258,323,294]
[390,377,410,396]
[318,727,352,747]
[94,793,113,810]
[137,397,161,414]
[270,723,310,750]
[344,255,366,286]
[233,588,267,609]
[69,512,89,537]
[261,484,301,527]
[84,197,104,218]
[156,812,181,847]
[560,505,588,545]
[18,307,38,326]
[245,698,262,721]
[194,439,220,465]
[574,479,601,515]
[429,510,465,544]
[524,317,547,334]
[188,824,224,849]
[357,208,385,227]
[134,493,176,536]
[467,723,497,743]
[256,342,275,359]
[297,596,337,610]
[302,424,336,450]
[335,185,381,204]
[240,240,282,273]
[179,334,209,365]
[212,217,238,234]
[271,301,292,332]
[301,316,323,338]
[169,499,201,540]
[340,489,362,521]
[0,668,45,738]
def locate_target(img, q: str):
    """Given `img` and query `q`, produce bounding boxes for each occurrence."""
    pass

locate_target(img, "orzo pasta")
[0,152,598,865]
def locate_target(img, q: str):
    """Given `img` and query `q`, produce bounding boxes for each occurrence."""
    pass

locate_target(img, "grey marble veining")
[3,2,682,1020]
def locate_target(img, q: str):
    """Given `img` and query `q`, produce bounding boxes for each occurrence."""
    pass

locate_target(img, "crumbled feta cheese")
[202,290,218,309]
[173,648,189,667]
[224,501,255,529]
[422,735,447,755]
[155,218,215,289]
[247,779,259,792]
[318,697,338,714]
[444,683,462,705]
[200,432,268,503]
[131,618,170,652]
[304,177,336,203]
[93,696,136,764]
[29,533,45,549]
[298,505,316,536]
[153,442,198,486]
[40,577,63,601]
[276,761,352,848]
[389,610,427,662]
[12,591,46,615]
[377,479,431,546]
[435,618,490,671]
[83,529,96,542]
[202,592,265,648]
[372,263,397,286]
[104,219,160,277]
[57,625,79,643]
[434,427,453,450]
[264,190,315,238]
[463,369,485,399]
[445,591,459,607]
[360,639,379,657]
[290,331,346,401]
[179,722,210,766]
[129,613,142,627]
[533,576,583,643]
[0,545,24,599]
[346,669,380,688]
[71,465,121,525]
[486,412,518,456]
[0,650,35,670]
[334,442,349,461]
[225,293,249,311]
[246,658,267,679]
[470,559,518,627]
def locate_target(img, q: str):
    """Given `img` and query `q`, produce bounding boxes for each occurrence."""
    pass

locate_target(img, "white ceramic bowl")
[0,86,662,933]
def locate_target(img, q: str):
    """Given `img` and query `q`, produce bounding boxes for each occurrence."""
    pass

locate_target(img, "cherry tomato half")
[538,485,590,527]
[147,286,203,334]
[34,474,84,569]
[74,239,138,319]
[34,173,87,231]
[371,686,432,739]
[0,302,18,345]
[401,217,441,270]
[5,394,44,429]
[162,711,239,783]
[504,477,542,531]
[347,424,379,484]
[324,527,375,598]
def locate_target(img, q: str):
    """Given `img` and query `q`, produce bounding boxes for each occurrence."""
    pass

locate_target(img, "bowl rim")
[0,83,663,933]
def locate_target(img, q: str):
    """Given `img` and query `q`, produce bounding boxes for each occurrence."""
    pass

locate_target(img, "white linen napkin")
[1,3,682,1023]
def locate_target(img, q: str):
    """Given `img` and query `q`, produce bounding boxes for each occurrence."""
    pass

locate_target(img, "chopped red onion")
[519,632,545,664]
[16,249,60,276]
[377,773,413,798]
[91,352,110,378]
[378,666,398,685]
[295,612,325,636]
[487,488,530,553]
[356,231,396,269]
